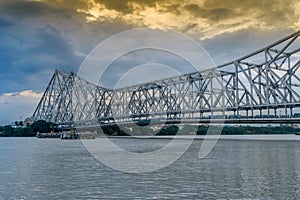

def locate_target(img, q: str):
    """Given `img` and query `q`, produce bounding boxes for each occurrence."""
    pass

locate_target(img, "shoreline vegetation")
[0,120,300,137]
[101,124,300,136]
[0,120,55,137]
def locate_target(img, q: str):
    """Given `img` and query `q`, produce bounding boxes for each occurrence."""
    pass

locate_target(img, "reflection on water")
[0,137,300,199]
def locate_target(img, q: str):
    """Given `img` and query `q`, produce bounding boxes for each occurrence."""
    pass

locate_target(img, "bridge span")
[32,31,300,127]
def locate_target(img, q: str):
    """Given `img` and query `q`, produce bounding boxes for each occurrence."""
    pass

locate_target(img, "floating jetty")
[60,130,96,139]
[60,130,79,139]
[60,131,97,140]
[36,130,96,139]
[36,131,60,138]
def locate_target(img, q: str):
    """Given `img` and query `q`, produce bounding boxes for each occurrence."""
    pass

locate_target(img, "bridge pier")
[259,109,262,118]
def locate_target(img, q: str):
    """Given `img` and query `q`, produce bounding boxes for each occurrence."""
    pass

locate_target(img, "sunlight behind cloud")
[76,0,300,39]
[77,0,120,22]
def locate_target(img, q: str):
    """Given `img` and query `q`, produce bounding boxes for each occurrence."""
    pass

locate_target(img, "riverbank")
[106,134,300,141]
[1,121,300,137]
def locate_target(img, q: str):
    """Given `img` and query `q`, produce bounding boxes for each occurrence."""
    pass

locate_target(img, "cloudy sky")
[0,0,299,125]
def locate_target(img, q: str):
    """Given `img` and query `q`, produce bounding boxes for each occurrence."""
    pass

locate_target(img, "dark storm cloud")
[0,18,14,27]
[0,22,79,93]
[202,0,296,24]
[201,28,296,65]
[0,0,298,94]
[99,49,196,88]
[35,25,74,59]
[0,0,49,18]
[183,4,206,17]
[0,0,134,94]
[92,0,167,13]
[0,1,83,93]
[184,4,235,21]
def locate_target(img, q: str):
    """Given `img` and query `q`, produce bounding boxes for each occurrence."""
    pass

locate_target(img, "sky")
[0,0,299,125]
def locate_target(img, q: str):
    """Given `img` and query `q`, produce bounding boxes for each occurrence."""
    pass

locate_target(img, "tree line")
[1,120,299,137]
[0,120,55,137]
[101,124,300,136]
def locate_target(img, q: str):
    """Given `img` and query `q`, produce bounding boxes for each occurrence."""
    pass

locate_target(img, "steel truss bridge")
[33,31,300,127]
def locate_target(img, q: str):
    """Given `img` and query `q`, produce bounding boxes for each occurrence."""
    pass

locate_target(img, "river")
[1,136,300,199]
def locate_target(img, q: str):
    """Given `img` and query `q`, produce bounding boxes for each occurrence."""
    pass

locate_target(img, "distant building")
[24,117,33,127]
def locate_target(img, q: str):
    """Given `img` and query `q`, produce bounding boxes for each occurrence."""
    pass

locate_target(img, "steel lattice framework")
[33,31,300,126]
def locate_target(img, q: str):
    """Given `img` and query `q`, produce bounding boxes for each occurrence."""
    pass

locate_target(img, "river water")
[1,136,300,199]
